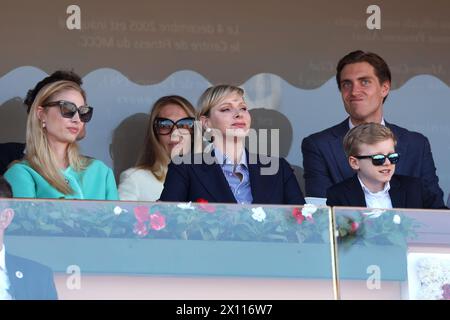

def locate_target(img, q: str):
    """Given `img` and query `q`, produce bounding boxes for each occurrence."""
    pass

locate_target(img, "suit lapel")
[388,175,405,208]
[386,122,408,173]
[345,175,367,207]
[329,119,354,180]
[5,254,25,300]
[192,154,237,203]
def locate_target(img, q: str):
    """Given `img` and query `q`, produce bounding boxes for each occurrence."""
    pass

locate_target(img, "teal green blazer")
[4,159,118,200]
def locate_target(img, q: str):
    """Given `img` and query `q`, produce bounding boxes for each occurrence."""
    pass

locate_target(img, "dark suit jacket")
[0,143,25,175]
[301,118,444,201]
[160,151,305,205]
[5,253,58,300]
[326,174,447,209]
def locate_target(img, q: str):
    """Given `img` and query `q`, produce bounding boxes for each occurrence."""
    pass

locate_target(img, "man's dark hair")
[24,70,83,113]
[336,50,391,103]
[0,176,12,198]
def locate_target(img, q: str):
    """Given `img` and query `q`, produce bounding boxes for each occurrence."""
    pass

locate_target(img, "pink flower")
[292,208,305,224]
[351,221,359,233]
[133,222,149,237]
[134,206,149,223]
[149,211,166,231]
[196,198,215,213]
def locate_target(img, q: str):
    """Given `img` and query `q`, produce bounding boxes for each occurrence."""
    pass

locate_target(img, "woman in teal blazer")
[4,72,118,200]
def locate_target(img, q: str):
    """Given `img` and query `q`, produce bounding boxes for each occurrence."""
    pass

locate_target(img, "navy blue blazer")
[0,143,25,175]
[301,118,444,200]
[326,174,447,209]
[160,151,305,205]
[5,253,58,300]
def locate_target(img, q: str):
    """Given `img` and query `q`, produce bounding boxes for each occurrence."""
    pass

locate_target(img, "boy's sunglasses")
[154,117,195,135]
[42,100,93,123]
[355,152,400,166]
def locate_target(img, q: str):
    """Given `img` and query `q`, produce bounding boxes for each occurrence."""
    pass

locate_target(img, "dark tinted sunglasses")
[355,152,400,166]
[42,100,93,123]
[154,117,195,135]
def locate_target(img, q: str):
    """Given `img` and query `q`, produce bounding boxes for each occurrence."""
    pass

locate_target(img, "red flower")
[133,222,149,237]
[134,206,150,223]
[292,207,305,224]
[350,221,359,233]
[149,211,166,231]
[196,198,216,213]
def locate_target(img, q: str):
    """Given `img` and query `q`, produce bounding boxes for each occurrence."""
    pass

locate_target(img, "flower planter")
[6,235,335,278]
[6,235,406,281]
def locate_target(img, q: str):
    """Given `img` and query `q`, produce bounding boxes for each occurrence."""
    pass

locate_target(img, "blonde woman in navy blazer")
[160,85,305,205]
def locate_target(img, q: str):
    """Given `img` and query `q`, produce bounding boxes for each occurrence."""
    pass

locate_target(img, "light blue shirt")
[214,148,253,204]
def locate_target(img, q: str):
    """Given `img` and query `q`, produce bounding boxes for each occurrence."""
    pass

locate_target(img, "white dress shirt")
[0,245,12,300]
[358,176,393,209]
[349,118,385,129]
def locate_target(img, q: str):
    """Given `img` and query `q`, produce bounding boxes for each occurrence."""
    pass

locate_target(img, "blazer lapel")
[329,119,354,180]
[388,175,405,208]
[345,175,367,207]
[192,154,237,203]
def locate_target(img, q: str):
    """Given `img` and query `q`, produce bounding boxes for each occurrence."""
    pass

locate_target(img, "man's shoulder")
[303,119,348,144]
[387,122,428,141]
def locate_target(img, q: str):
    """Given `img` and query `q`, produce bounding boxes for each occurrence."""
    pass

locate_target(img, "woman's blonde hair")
[26,80,89,195]
[197,84,244,118]
[136,95,195,181]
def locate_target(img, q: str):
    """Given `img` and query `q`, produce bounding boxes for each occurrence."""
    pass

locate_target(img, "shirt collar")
[358,176,391,196]
[0,244,6,271]
[214,147,247,167]
[349,118,385,130]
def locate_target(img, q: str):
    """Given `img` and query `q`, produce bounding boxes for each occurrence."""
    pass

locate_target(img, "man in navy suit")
[0,176,58,300]
[302,50,443,201]
[326,123,446,209]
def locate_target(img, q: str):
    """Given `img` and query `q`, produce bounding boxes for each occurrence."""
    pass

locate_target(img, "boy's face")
[349,138,396,190]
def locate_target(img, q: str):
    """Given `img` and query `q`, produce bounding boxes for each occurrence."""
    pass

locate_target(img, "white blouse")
[118,167,164,201]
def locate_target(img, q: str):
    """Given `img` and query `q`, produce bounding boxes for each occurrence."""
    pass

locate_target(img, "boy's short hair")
[343,123,397,157]
[0,176,13,198]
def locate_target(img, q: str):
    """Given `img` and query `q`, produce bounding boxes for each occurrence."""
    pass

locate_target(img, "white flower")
[177,202,195,210]
[393,214,401,224]
[301,204,317,219]
[362,209,385,219]
[251,207,266,222]
[113,206,127,215]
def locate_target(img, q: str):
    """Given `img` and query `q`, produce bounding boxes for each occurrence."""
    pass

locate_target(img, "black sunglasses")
[355,152,400,166]
[42,100,93,123]
[154,117,195,135]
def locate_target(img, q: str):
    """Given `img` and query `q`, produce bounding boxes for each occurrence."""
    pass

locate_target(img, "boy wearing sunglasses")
[326,123,446,209]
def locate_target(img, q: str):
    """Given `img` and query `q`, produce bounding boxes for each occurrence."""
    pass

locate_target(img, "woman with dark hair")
[118,95,196,201]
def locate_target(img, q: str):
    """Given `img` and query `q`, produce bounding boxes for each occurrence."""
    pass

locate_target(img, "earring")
[203,127,214,143]
[42,121,46,128]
